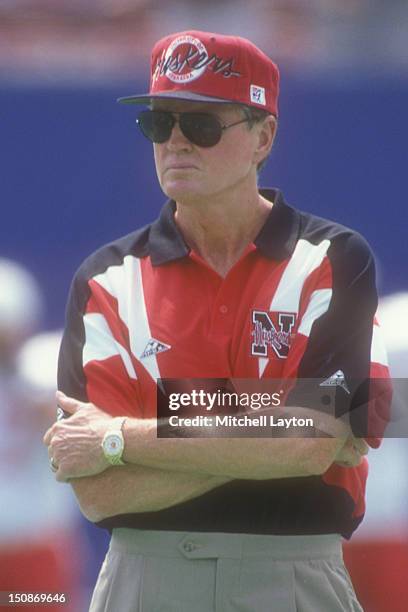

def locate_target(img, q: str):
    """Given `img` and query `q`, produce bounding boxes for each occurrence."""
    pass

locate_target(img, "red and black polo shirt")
[58,188,391,538]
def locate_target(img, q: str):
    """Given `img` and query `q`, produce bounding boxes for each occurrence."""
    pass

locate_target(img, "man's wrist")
[101,417,128,466]
[121,417,158,465]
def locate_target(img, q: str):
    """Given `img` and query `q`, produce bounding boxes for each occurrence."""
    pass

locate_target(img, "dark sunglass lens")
[137,111,173,143]
[180,113,222,147]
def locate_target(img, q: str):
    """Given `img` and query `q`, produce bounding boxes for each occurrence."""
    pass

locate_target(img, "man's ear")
[254,116,277,165]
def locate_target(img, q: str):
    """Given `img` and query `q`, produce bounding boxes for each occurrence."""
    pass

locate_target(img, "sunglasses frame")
[136,109,250,148]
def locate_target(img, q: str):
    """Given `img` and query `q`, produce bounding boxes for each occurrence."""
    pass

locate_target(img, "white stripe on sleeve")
[92,256,162,382]
[371,324,389,367]
[83,312,137,379]
[297,288,333,338]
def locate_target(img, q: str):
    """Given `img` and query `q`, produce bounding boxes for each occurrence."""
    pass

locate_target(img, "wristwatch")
[101,417,127,466]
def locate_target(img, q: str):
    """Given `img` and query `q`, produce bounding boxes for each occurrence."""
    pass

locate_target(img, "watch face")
[103,434,123,457]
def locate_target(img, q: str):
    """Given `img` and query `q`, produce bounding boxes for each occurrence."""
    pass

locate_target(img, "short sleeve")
[283,232,392,445]
[58,263,143,417]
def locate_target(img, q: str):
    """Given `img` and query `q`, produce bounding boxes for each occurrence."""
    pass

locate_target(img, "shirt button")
[182,541,197,552]
[219,305,228,314]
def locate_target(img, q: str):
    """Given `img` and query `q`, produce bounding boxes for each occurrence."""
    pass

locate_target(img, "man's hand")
[334,435,369,467]
[43,391,116,482]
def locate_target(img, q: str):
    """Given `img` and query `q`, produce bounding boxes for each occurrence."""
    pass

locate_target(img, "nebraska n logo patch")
[251,311,296,359]
[140,338,171,359]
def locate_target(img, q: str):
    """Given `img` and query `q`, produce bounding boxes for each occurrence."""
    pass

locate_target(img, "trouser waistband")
[110,529,343,561]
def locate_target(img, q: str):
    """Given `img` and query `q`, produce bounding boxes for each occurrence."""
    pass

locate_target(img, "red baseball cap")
[118,30,280,116]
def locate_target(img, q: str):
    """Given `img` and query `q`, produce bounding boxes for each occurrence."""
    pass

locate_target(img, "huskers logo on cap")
[118,30,280,117]
[152,34,242,85]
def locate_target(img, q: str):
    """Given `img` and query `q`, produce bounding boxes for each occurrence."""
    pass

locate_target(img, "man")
[44,31,390,611]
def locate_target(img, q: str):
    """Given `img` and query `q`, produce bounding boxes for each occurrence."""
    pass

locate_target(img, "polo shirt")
[58,188,391,538]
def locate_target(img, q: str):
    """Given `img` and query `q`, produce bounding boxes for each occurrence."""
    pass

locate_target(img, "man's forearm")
[70,464,230,523]
[122,414,349,479]
[46,396,367,482]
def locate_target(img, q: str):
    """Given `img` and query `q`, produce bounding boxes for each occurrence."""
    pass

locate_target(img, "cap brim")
[117,91,234,105]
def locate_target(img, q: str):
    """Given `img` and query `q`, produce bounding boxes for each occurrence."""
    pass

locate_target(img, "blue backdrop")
[1,73,406,328]
[1,72,407,592]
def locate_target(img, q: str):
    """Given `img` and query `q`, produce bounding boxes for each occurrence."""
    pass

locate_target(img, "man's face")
[151,100,261,204]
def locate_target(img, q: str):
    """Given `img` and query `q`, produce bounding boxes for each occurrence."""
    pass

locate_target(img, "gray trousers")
[89,529,363,612]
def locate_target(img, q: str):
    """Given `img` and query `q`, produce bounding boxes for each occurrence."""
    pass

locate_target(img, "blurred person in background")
[343,293,408,612]
[377,293,408,379]
[0,259,83,612]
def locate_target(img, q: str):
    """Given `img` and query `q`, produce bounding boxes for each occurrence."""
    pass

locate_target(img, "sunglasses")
[136,109,250,148]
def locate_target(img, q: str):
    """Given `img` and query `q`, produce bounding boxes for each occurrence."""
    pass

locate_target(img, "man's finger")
[344,444,365,466]
[55,390,82,414]
[43,424,55,446]
[352,437,369,455]
[55,467,70,483]
[335,459,363,468]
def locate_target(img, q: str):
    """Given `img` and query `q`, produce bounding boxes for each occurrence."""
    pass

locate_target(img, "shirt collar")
[149,188,301,266]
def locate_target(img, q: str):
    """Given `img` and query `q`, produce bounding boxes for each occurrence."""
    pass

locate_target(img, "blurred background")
[1,1,407,610]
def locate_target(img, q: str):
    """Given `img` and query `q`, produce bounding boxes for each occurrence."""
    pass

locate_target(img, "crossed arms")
[44,392,368,522]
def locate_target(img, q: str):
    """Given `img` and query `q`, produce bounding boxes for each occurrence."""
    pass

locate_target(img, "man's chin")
[162,181,203,204]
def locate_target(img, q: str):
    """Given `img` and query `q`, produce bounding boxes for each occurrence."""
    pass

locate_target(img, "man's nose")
[166,119,192,150]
